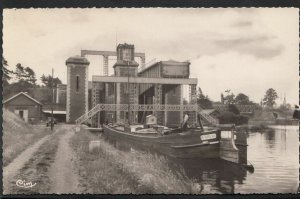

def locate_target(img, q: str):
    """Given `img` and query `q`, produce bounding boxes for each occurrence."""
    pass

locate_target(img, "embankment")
[70,127,203,194]
[3,108,50,167]
[9,131,63,194]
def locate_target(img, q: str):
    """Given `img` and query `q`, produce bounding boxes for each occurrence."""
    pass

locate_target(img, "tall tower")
[66,56,90,123]
[114,44,139,124]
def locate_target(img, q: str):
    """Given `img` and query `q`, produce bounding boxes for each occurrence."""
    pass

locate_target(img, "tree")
[40,74,62,88]
[15,63,27,81]
[228,104,240,115]
[2,57,13,86]
[3,81,35,99]
[197,87,213,109]
[221,93,225,104]
[14,63,37,85]
[235,93,250,105]
[223,89,235,105]
[263,88,278,108]
[24,67,37,85]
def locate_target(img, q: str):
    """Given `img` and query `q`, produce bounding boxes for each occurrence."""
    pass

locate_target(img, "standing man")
[182,112,189,131]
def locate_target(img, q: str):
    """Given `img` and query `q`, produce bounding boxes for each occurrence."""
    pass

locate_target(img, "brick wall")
[67,65,88,123]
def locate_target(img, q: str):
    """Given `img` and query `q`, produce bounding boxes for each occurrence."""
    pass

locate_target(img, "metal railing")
[198,110,219,126]
[75,103,198,125]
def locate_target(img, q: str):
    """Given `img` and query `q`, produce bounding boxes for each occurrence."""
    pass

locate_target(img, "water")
[103,125,299,194]
[235,125,299,193]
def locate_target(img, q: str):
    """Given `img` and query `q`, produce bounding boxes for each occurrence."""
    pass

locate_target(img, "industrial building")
[66,43,203,127]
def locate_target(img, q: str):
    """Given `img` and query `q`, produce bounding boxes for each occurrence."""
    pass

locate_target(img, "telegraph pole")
[127,61,130,125]
[51,68,54,131]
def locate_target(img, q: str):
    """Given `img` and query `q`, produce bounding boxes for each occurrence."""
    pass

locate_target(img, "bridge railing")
[75,104,198,125]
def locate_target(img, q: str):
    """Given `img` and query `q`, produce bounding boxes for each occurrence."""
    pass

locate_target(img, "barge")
[103,124,221,159]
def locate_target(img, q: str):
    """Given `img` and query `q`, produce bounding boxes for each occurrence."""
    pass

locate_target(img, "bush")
[235,115,249,125]
[228,104,240,115]
[218,111,236,124]
[218,111,249,125]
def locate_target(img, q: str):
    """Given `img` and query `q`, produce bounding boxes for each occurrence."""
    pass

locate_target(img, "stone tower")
[66,56,90,123]
[114,44,139,124]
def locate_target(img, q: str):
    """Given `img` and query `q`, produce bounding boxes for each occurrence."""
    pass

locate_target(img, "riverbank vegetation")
[3,109,50,167]
[70,127,203,194]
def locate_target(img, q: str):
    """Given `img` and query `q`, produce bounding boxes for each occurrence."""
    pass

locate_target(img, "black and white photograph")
[2,8,299,194]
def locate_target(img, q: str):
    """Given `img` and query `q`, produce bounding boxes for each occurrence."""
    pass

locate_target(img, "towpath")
[3,133,51,194]
[48,126,80,194]
[3,125,80,194]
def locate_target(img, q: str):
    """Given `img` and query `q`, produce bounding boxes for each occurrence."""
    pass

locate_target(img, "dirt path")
[3,133,51,194]
[48,126,80,194]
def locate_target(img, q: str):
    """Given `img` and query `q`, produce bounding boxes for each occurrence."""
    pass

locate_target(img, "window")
[76,75,80,92]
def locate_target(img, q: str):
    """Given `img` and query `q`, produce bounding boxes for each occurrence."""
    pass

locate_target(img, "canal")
[103,125,299,194]
[173,125,299,193]
[236,125,299,193]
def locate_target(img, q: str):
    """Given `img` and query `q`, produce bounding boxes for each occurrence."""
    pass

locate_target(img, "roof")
[201,109,219,115]
[113,60,139,68]
[117,43,134,49]
[66,55,90,65]
[3,92,43,105]
[138,60,190,74]
[43,110,66,115]
[57,84,67,89]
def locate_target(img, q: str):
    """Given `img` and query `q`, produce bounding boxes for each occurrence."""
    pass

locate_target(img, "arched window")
[76,75,80,92]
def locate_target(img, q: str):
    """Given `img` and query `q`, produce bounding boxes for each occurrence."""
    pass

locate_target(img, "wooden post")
[51,68,54,131]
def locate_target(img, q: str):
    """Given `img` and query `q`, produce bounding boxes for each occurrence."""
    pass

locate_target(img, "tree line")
[2,57,62,98]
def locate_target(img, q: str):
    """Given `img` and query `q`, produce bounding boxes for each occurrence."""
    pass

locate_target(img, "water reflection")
[101,125,299,193]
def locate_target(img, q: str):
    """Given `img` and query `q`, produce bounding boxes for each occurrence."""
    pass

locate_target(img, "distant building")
[42,104,66,122]
[3,92,43,123]
[56,84,67,104]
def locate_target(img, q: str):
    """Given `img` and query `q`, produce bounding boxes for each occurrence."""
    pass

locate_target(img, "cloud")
[3,8,298,105]
[232,20,253,28]
[213,36,283,59]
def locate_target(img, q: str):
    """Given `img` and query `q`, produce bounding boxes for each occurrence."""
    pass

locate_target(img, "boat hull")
[102,125,220,159]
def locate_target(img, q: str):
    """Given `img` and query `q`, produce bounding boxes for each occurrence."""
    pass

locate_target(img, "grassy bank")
[3,109,50,167]
[10,131,63,194]
[70,127,202,194]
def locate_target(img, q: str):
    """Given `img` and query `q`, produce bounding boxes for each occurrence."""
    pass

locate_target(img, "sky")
[3,8,299,105]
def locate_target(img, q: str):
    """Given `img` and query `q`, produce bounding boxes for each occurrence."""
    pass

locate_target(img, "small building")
[3,92,43,123]
[42,104,66,123]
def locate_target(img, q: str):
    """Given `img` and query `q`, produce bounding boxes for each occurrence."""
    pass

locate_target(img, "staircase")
[75,104,101,125]
[198,108,219,126]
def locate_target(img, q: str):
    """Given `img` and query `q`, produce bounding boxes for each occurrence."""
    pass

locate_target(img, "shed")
[3,92,43,123]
